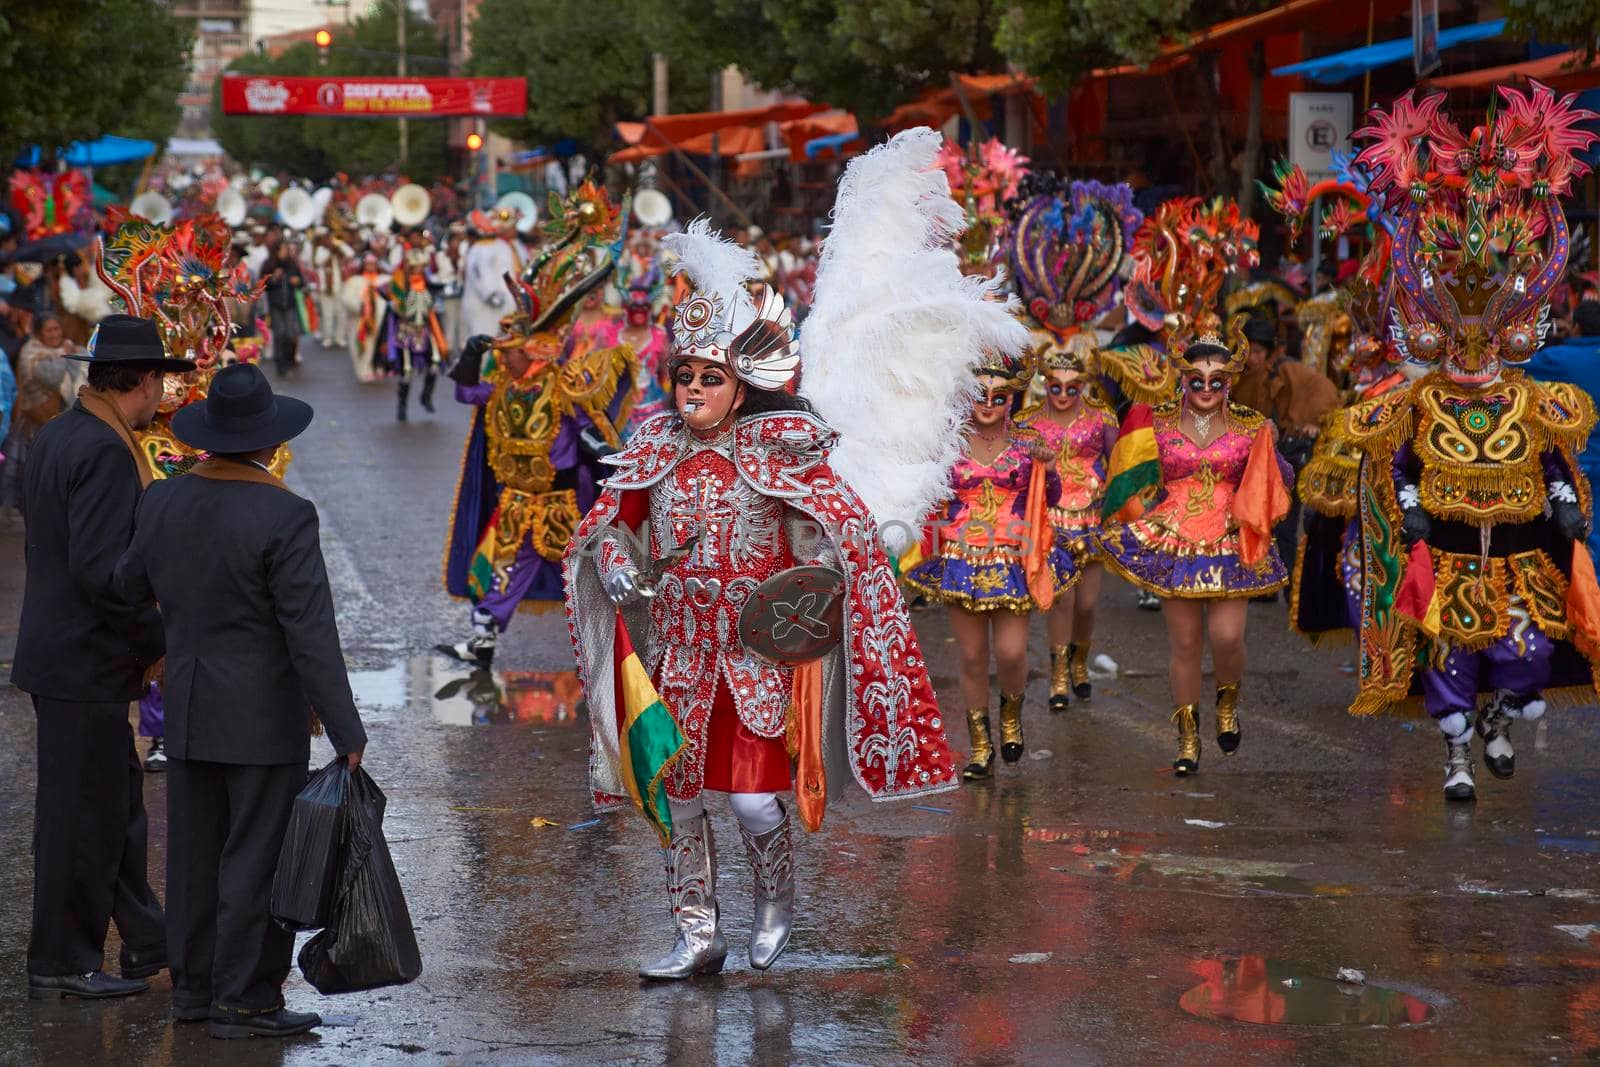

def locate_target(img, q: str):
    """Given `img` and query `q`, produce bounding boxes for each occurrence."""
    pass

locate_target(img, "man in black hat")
[12,313,195,999]
[115,362,367,1039]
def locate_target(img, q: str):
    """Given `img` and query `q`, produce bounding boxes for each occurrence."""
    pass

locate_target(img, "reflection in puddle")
[433,668,582,726]
[346,656,583,726]
[1180,957,1435,1026]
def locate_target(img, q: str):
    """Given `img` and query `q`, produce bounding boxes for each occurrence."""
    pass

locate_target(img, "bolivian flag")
[612,614,687,846]
[1102,403,1161,522]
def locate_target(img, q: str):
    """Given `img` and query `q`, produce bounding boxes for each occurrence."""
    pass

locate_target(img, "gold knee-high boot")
[1049,645,1071,713]
[1172,703,1200,776]
[999,690,1025,763]
[1215,682,1241,754]
[1068,642,1092,700]
[963,706,995,781]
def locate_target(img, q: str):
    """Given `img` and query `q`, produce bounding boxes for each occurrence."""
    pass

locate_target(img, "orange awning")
[1427,49,1600,92]
[779,111,861,162]
[633,102,828,150]
[1171,0,1407,54]
[882,73,1035,132]
[609,124,768,164]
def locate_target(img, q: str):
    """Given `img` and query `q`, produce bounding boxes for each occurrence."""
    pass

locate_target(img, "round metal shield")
[737,565,847,667]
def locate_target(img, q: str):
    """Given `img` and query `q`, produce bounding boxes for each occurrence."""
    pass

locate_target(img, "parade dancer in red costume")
[565,128,1024,979]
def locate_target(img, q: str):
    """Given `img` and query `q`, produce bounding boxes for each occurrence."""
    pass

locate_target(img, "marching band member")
[461,207,522,343]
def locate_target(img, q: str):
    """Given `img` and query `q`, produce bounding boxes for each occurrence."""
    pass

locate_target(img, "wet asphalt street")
[3,339,1600,1065]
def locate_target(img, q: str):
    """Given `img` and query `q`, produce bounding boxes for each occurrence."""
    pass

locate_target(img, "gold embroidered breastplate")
[487,367,562,494]
[484,338,636,494]
[1413,379,1543,524]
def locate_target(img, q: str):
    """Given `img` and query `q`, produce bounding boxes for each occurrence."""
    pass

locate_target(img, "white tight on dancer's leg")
[667,792,782,835]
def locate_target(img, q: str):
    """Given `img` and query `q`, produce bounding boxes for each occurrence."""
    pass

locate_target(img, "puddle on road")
[1050,848,1363,899]
[348,656,584,727]
[1180,957,1435,1027]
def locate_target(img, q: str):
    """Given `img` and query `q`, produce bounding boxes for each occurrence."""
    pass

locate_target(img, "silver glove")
[604,566,652,606]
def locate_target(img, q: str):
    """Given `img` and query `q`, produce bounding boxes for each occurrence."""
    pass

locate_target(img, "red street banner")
[221,75,526,118]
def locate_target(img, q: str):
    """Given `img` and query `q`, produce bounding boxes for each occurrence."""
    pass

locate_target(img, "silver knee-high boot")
[640,812,727,980]
[739,804,795,971]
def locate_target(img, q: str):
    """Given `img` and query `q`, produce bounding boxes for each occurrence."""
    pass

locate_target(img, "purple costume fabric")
[475,537,548,630]
[445,376,613,629]
[139,681,163,739]
[1420,628,1555,717]
[1390,441,1575,717]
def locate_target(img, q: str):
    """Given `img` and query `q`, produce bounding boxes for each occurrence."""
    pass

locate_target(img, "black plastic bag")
[271,759,351,932]
[297,767,422,993]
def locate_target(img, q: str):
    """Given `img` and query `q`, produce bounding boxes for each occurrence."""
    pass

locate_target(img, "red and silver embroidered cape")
[564,411,957,809]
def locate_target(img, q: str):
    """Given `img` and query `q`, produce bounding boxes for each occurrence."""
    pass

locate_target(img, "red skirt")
[701,675,791,795]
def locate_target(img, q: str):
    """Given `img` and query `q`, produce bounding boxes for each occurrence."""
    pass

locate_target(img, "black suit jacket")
[11,403,165,702]
[114,461,366,765]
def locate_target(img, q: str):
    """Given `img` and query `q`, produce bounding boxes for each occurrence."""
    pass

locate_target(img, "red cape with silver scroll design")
[563,411,958,810]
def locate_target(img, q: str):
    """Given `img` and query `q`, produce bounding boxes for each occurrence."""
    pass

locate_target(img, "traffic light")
[466,132,483,151]
[315,28,332,66]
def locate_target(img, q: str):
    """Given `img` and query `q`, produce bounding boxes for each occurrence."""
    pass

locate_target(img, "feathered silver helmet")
[662,217,799,391]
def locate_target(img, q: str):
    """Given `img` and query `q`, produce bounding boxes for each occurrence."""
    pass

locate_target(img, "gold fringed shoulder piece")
[1344,385,1415,450]
[1225,401,1267,434]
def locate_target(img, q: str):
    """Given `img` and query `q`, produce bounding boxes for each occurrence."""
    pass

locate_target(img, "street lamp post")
[396,0,408,166]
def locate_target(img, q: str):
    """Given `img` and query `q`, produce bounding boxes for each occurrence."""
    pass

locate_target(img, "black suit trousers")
[166,758,305,1012]
[29,698,165,976]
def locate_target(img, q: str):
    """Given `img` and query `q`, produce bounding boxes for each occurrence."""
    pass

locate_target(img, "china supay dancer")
[902,354,1061,778]
[1006,176,1141,708]
[1099,325,1292,775]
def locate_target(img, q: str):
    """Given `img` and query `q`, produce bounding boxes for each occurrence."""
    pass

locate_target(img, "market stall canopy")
[1427,48,1600,92]
[611,102,831,164]
[1175,0,1408,54]
[1273,19,1504,83]
[882,73,1036,132]
[780,112,861,161]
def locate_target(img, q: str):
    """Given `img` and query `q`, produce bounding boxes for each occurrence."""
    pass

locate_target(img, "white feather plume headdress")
[661,217,799,390]
[800,126,1031,550]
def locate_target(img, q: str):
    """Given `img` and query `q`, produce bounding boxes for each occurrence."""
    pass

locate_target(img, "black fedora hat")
[171,363,313,454]
[66,314,196,372]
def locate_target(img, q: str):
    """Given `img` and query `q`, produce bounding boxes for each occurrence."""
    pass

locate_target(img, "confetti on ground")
[567,818,602,831]
[449,806,513,813]
[1184,818,1227,829]
[529,817,558,828]
[1009,952,1052,964]
[911,805,952,815]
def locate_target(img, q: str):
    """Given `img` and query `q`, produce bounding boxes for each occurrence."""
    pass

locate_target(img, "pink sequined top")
[938,434,1060,551]
[1143,411,1261,544]
[1022,406,1118,538]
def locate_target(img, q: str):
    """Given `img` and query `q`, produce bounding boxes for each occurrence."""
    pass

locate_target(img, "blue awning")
[60,135,158,167]
[1273,19,1504,83]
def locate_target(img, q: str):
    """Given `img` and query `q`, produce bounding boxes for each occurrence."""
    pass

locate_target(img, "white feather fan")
[800,126,1031,551]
